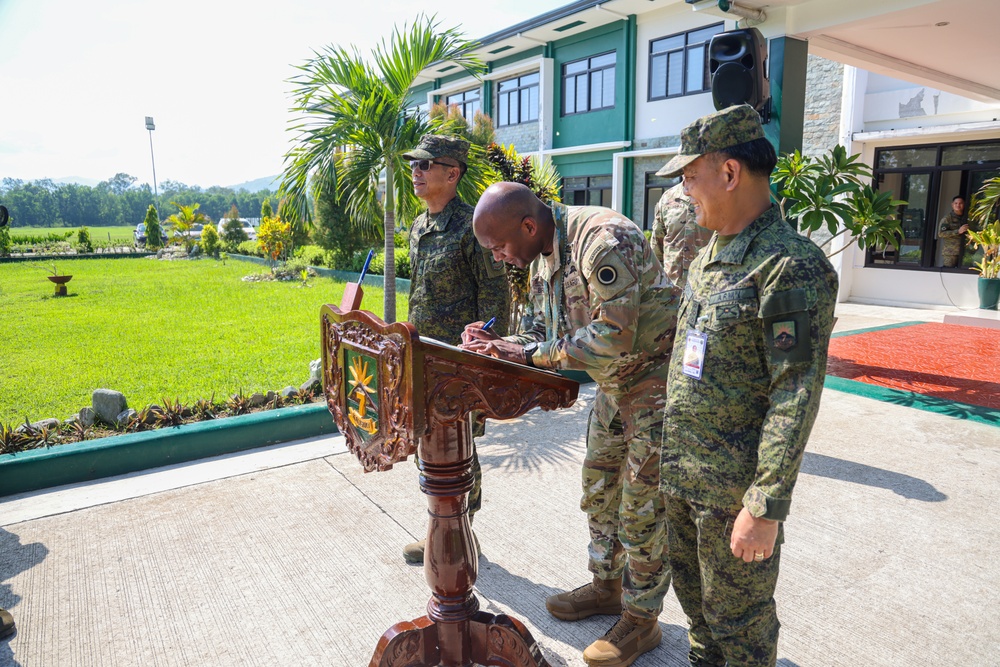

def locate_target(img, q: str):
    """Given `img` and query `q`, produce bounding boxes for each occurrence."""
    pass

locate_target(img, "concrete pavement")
[1,302,998,666]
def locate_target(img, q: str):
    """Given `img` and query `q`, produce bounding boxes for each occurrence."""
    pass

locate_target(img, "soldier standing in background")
[938,195,969,267]
[401,134,511,564]
[462,182,675,667]
[650,181,713,295]
[658,105,838,666]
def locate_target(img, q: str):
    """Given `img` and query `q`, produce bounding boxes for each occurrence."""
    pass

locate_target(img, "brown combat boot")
[0,608,14,640]
[545,575,623,621]
[582,610,661,667]
[402,532,480,565]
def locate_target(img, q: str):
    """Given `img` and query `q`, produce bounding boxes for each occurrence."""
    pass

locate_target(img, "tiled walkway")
[827,321,1000,410]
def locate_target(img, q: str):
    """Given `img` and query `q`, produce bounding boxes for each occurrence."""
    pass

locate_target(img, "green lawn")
[9,226,137,243]
[0,258,409,425]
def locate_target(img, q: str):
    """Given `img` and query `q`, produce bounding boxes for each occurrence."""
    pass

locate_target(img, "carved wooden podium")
[320,304,578,667]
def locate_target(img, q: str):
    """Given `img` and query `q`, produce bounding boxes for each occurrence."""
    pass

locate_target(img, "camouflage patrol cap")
[656,104,765,177]
[402,134,470,166]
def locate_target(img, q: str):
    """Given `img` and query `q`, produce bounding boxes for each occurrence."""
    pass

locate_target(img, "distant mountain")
[227,175,280,192]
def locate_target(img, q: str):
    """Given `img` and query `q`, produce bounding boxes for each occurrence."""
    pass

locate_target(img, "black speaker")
[0,205,8,228]
[709,28,769,113]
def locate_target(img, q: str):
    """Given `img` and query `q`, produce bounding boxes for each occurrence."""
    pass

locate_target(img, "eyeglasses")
[409,159,457,172]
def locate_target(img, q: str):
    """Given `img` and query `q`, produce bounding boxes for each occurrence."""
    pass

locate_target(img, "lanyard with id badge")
[682,299,708,380]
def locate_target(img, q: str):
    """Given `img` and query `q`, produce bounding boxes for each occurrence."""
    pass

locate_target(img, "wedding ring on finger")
[754,552,765,561]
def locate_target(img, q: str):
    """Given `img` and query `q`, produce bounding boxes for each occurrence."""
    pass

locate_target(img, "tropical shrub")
[0,226,11,256]
[200,223,221,258]
[76,227,93,253]
[258,215,292,265]
[220,204,248,251]
[143,205,163,250]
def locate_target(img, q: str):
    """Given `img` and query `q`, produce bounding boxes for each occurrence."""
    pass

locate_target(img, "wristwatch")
[522,342,539,367]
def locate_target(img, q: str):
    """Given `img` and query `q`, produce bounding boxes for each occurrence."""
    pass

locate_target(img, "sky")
[0,0,565,190]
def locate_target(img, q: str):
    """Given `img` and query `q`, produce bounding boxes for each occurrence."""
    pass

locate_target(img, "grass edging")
[0,403,337,498]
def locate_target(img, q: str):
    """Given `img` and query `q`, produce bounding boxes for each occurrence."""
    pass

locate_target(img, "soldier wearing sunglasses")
[399,134,511,565]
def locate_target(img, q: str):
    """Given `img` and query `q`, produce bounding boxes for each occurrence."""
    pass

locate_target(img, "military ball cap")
[656,104,765,177]
[402,134,470,166]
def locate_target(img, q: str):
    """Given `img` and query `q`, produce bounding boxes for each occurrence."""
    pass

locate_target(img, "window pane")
[565,77,577,114]
[667,51,683,96]
[576,74,588,111]
[498,93,509,126]
[686,44,706,92]
[564,177,588,190]
[600,189,612,209]
[526,86,538,121]
[645,187,665,229]
[650,54,667,98]
[651,35,684,54]
[587,189,602,206]
[941,142,1000,166]
[590,176,612,189]
[499,79,516,92]
[689,24,722,45]
[602,68,615,108]
[898,172,931,265]
[469,100,480,119]
[522,72,539,86]
[591,52,616,68]
[520,90,530,123]
[590,71,602,109]
[877,148,937,169]
[565,60,587,75]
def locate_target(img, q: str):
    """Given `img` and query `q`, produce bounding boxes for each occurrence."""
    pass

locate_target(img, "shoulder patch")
[581,230,620,276]
[481,246,506,278]
[586,248,636,301]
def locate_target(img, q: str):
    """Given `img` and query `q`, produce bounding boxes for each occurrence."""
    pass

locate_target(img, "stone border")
[227,253,412,292]
[0,403,337,497]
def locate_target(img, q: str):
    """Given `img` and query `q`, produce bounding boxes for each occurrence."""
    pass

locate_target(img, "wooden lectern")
[320,304,579,667]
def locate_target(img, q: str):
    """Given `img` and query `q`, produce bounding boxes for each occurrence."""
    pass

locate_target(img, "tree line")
[0,173,275,228]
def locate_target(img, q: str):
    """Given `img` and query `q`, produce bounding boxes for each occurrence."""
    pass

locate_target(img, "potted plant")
[43,263,73,297]
[967,176,1000,309]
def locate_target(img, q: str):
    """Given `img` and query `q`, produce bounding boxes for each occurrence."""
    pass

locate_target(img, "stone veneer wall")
[803,54,844,157]
[494,121,541,155]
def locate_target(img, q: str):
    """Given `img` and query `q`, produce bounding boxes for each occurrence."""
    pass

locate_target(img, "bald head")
[473,182,554,269]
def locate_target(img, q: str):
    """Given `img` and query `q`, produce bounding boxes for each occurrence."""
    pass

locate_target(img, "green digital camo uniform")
[937,210,968,267]
[408,194,511,515]
[505,202,677,620]
[651,182,714,295]
[661,206,838,666]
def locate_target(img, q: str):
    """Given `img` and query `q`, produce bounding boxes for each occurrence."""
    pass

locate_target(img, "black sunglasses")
[409,159,457,171]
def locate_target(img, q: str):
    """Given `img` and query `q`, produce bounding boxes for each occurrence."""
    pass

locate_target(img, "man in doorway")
[650,181,713,295]
[463,182,675,667]
[658,105,838,666]
[938,195,969,267]
[401,134,511,564]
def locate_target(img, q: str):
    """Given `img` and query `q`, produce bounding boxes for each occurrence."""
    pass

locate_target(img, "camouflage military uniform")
[505,202,677,620]
[651,182,714,295]
[661,205,839,665]
[938,211,968,267]
[409,195,511,515]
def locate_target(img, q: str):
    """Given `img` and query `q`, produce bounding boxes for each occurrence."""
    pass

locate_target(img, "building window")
[446,88,481,123]
[562,52,616,116]
[644,172,680,231]
[563,176,612,208]
[649,23,723,101]
[867,139,1000,270]
[497,72,540,127]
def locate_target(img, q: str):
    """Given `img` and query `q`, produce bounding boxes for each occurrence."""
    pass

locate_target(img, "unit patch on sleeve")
[761,288,811,363]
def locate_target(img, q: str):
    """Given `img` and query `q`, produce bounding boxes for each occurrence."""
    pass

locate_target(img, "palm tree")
[165,202,208,253]
[281,14,485,323]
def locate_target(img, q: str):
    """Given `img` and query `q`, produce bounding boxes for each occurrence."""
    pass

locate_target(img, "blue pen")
[358,249,375,284]
[482,317,496,331]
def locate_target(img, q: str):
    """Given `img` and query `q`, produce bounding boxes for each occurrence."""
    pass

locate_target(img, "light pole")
[145,116,159,216]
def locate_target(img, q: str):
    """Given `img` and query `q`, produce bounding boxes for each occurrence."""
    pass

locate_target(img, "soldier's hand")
[462,321,501,345]
[959,224,969,234]
[730,507,779,563]
[461,338,526,364]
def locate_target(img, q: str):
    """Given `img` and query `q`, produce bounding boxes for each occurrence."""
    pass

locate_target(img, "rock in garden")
[308,358,323,383]
[93,389,127,424]
[299,378,320,394]
[32,418,61,431]
[79,406,96,427]
[281,385,298,399]
[116,408,137,426]
[249,392,268,407]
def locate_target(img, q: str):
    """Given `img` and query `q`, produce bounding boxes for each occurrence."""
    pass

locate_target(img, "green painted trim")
[823,375,1000,428]
[0,404,339,498]
[621,15,637,220]
[831,321,924,338]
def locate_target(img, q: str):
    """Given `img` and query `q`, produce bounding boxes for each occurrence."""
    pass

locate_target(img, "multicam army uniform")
[409,195,511,515]
[661,205,838,666]
[938,210,968,267]
[505,202,677,619]
[651,182,714,294]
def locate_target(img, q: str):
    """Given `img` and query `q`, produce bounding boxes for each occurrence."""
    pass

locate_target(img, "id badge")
[682,329,708,380]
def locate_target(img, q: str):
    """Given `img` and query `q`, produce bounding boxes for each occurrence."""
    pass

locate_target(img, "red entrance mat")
[827,322,1000,410]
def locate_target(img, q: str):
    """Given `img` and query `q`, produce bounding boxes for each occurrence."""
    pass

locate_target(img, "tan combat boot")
[545,575,623,621]
[402,532,480,565]
[582,610,661,667]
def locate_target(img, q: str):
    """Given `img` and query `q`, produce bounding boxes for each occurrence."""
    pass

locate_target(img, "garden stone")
[265,390,277,403]
[93,389,127,424]
[65,415,78,428]
[116,408,137,426]
[299,378,320,394]
[32,418,61,431]
[249,392,267,408]
[308,358,323,383]
[79,406,96,427]
[281,385,298,399]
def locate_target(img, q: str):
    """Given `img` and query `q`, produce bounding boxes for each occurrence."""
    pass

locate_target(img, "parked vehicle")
[219,218,257,241]
[174,222,204,244]
[134,222,168,246]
